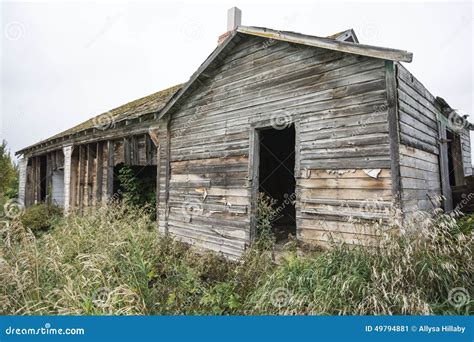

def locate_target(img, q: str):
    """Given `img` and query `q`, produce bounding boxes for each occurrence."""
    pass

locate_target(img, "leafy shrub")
[20,203,62,235]
[117,166,156,218]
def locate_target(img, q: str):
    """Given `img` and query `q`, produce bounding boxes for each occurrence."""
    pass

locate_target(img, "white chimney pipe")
[218,7,242,44]
[227,7,242,31]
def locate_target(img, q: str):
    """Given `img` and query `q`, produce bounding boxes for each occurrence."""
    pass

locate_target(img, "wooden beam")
[17,123,161,157]
[78,145,85,211]
[96,142,103,205]
[86,144,94,206]
[163,119,171,234]
[156,141,161,221]
[385,61,401,208]
[34,157,41,203]
[46,153,53,204]
[124,137,131,166]
[106,140,114,200]
[438,123,453,211]
[131,136,139,165]
[237,26,413,62]
[249,128,260,242]
[145,134,153,165]
[148,128,160,147]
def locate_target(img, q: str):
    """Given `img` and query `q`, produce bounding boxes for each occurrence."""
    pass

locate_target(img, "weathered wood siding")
[67,134,157,210]
[164,36,393,257]
[461,130,472,177]
[396,64,442,213]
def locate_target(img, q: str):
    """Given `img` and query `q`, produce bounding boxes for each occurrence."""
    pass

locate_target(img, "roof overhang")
[158,25,413,121]
[238,26,412,62]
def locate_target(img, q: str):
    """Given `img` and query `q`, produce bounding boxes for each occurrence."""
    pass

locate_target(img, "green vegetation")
[117,165,156,218]
[1,201,472,315]
[20,203,63,236]
[0,141,18,208]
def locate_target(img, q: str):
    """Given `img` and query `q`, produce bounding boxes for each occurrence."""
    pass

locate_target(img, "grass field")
[1,202,472,315]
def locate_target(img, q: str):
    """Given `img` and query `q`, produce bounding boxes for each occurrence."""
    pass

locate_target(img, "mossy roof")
[18,84,182,154]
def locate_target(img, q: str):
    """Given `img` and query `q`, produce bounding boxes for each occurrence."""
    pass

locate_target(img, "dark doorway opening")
[39,155,47,201]
[446,130,464,187]
[258,125,296,242]
[113,163,157,209]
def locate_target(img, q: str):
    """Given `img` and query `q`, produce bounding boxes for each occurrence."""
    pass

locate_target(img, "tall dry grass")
[0,203,472,315]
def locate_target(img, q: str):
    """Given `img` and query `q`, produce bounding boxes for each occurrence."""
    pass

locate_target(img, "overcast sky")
[1,0,473,161]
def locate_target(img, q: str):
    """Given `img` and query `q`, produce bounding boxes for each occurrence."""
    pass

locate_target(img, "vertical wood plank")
[86,144,94,206]
[107,140,115,200]
[131,136,139,165]
[385,61,401,207]
[63,145,73,212]
[46,154,52,204]
[124,137,131,166]
[35,157,41,203]
[438,122,453,211]
[145,134,152,165]
[164,120,171,234]
[78,145,85,211]
[249,128,260,242]
[96,142,103,205]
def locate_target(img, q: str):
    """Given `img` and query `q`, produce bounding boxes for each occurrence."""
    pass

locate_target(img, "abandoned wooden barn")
[17,8,473,258]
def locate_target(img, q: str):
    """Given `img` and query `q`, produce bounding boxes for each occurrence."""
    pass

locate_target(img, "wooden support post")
[438,122,453,211]
[78,145,85,211]
[107,140,115,200]
[164,122,171,234]
[62,145,73,213]
[18,156,28,205]
[145,134,153,165]
[35,157,41,203]
[124,137,131,165]
[385,61,401,208]
[248,128,260,242]
[131,136,139,165]
[46,154,53,204]
[96,142,103,205]
[86,144,94,206]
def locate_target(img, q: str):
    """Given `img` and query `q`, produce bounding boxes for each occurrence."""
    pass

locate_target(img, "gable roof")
[17,25,415,156]
[326,28,359,43]
[158,25,413,120]
[17,84,182,155]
